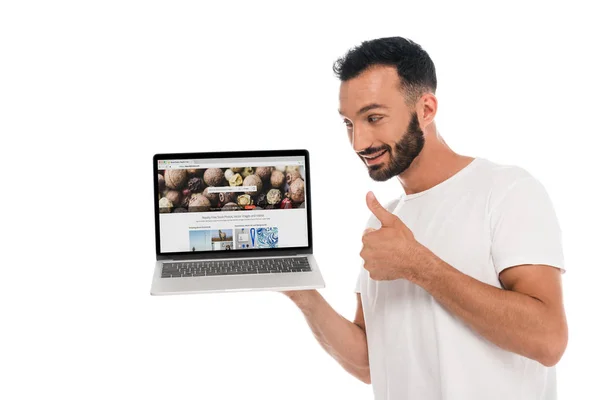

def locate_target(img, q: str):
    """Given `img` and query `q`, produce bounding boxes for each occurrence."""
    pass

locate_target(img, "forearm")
[412,249,562,366]
[286,290,370,383]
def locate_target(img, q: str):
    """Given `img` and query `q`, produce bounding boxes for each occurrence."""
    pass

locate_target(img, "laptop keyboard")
[161,257,311,278]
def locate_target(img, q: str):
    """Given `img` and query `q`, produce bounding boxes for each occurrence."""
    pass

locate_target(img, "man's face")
[338,65,424,182]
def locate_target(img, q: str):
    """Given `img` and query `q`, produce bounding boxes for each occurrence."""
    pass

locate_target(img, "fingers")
[363,227,376,235]
[366,191,398,227]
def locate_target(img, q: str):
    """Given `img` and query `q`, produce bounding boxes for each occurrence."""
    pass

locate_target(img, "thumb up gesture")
[360,192,426,281]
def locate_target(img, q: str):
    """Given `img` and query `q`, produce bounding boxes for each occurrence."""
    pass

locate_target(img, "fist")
[360,191,425,281]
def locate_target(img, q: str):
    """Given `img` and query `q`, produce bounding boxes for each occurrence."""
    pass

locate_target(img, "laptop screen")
[156,154,309,254]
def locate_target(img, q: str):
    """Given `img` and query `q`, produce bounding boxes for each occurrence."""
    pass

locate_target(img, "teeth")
[365,150,386,160]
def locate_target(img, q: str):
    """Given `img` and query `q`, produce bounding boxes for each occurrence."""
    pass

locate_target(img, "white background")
[1,1,598,399]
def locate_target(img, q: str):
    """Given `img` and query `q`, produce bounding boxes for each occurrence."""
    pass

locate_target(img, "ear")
[416,92,438,129]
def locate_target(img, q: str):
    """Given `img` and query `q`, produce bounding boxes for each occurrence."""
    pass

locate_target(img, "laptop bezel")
[153,149,313,261]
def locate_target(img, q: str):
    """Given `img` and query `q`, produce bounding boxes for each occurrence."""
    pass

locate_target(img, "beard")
[361,112,425,182]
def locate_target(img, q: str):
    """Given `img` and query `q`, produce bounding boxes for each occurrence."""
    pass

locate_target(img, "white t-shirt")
[355,157,565,400]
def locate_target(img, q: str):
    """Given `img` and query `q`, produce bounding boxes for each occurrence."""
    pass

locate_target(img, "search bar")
[206,186,257,193]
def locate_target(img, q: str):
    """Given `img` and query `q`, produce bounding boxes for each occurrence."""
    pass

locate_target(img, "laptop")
[150,149,326,295]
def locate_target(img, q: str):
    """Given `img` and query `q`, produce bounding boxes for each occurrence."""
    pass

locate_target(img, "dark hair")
[333,37,437,105]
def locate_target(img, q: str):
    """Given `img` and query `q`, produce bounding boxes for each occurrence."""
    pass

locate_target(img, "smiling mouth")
[362,149,388,164]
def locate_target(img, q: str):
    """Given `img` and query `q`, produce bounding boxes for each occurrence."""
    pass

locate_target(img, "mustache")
[357,145,390,157]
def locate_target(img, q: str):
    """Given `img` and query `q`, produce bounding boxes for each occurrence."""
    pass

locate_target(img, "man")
[283,37,567,399]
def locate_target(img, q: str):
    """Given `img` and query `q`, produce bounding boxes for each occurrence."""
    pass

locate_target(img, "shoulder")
[475,158,550,211]
[475,157,534,186]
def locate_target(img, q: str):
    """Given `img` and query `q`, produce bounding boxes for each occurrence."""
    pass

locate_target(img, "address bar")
[160,161,302,169]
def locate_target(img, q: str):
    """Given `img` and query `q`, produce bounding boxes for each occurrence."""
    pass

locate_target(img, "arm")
[362,190,568,367]
[413,251,568,366]
[284,290,371,383]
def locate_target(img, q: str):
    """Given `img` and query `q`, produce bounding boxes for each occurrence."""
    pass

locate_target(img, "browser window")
[156,155,309,253]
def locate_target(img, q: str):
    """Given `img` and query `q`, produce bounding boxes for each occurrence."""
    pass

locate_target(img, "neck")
[397,125,474,195]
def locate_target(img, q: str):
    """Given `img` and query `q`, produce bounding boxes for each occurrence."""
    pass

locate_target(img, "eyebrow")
[338,103,388,117]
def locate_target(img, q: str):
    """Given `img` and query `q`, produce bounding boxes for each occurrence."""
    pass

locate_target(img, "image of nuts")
[255,167,273,182]
[228,173,243,186]
[202,187,219,206]
[219,191,236,204]
[267,188,282,205]
[237,194,253,206]
[286,169,301,185]
[158,174,166,192]
[159,197,173,213]
[187,177,205,193]
[242,167,254,178]
[222,202,240,211]
[188,194,211,212]
[270,170,285,188]
[290,178,305,203]
[173,208,188,213]
[224,169,234,181]
[255,193,268,207]
[285,165,300,173]
[165,190,182,206]
[204,168,225,187]
[231,167,244,173]
[275,166,286,172]
[187,169,202,177]
[243,174,263,195]
[280,198,293,209]
[165,169,187,190]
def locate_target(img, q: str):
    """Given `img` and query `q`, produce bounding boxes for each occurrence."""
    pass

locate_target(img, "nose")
[351,122,374,153]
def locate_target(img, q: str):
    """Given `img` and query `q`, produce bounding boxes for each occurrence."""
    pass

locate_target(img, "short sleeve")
[491,176,565,275]
[354,263,364,293]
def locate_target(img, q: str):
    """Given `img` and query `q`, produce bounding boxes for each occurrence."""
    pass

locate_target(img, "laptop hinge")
[157,248,311,261]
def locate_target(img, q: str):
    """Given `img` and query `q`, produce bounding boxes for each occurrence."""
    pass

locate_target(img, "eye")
[368,115,382,123]
[343,119,353,128]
